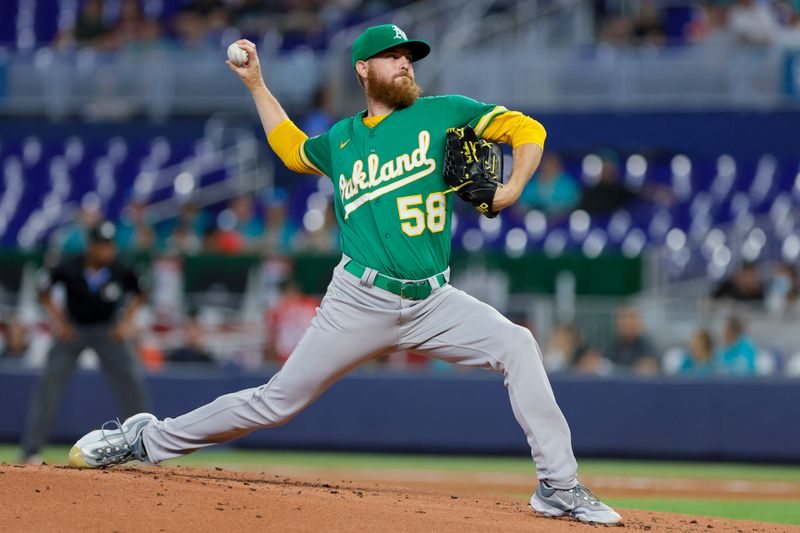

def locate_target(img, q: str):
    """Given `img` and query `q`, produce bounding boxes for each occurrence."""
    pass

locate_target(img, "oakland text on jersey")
[338,130,436,219]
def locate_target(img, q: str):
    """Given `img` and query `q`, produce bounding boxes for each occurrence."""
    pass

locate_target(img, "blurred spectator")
[715,315,757,376]
[108,0,146,49]
[210,195,264,254]
[168,314,215,364]
[632,0,667,47]
[786,350,800,377]
[543,323,609,375]
[712,261,764,302]
[519,152,581,218]
[578,154,638,215]
[675,329,715,376]
[779,6,800,47]
[599,14,633,49]
[0,320,28,359]
[116,198,156,252]
[232,194,264,243]
[687,2,732,46]
[293,202,339,253]
[127,17,171,53]
[203,1,233,46]
[55,0,111,49]
[158,201,208,255]
[765,261,799,315]
[173,0,217,50]
[232,0,272,36]
[46,0,416,54]
[301,85,337,137]
[262,191,300,254]
[280,6,326,51]
[52,194,103,253]
[728,0,780,46]
[21,221,149,463]
[607,307,659,375]
[265,280,320,364]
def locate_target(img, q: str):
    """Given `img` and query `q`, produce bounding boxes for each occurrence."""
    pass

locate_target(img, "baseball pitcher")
[69,25,621,525]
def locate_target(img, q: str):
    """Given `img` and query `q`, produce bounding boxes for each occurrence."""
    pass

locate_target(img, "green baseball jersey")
[301,95,508,280]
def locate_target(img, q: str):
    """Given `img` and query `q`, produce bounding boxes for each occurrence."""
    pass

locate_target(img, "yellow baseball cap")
[351,24,430,70]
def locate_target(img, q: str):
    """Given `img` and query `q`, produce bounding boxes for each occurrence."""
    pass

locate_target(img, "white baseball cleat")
[530,481,622,525]
[68,412,156,468]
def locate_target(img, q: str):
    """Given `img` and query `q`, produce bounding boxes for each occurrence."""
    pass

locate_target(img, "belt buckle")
[400,280,431,300]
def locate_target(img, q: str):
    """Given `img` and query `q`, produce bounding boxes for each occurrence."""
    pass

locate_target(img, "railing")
[9,115,267,249]
[2,42,799,119]
[0,47,325,119]
[144,115,268,224]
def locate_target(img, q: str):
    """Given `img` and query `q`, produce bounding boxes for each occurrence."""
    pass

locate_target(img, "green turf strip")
[170,451,800,483]
[2,445,800,483]
[577,460,800,483]
[603,497,800,526]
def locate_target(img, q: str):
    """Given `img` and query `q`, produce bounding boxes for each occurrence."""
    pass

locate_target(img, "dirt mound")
[0,465,795,533]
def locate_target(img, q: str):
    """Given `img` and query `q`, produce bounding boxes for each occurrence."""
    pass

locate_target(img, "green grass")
[603,497,800,526]
[3,445,800,482]
[577,460,800,483]
[2,445,799,524]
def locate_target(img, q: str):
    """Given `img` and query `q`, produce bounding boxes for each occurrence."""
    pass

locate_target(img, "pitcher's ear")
[355,60,368,84]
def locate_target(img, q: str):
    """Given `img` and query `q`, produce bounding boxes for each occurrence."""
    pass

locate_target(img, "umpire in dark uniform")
[20,221,150,462]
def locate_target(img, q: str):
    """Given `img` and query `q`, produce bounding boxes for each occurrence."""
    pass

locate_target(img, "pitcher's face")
[361,46,421,109]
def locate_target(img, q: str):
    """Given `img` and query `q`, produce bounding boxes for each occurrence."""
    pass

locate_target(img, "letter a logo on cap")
[392,25,407,40]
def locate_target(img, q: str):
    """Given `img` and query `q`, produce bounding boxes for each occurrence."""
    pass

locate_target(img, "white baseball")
[227,43,249,66]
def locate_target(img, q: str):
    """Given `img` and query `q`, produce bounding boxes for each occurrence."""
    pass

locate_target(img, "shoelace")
[572,484,600,505]
[97,418,138,465]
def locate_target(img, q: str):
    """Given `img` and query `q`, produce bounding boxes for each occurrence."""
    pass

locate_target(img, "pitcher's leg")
[142,268,399,462]
[404,286,577,489]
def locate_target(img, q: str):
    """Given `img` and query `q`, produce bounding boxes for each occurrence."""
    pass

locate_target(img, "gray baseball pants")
[22,323,149,457]
[143,257,578,488]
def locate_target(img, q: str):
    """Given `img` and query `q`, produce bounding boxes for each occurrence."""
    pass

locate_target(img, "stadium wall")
[537,111,800,158]
[0,250,643,296]
[1,370,798,462]
[1,111,798,157]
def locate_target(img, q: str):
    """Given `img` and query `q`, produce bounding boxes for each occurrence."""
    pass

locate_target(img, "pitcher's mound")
[0,465,792,532]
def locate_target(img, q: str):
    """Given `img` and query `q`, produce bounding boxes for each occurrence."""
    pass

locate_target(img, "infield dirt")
[0,464,797,532]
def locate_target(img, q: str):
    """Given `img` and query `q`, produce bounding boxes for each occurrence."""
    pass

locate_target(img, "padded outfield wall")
[1,369,798,462]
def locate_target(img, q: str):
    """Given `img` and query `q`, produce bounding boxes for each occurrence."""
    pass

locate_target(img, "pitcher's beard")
[366,71,422,110]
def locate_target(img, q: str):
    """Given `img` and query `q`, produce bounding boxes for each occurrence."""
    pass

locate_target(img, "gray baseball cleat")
[530,481,622,525]
[68,412,156,468]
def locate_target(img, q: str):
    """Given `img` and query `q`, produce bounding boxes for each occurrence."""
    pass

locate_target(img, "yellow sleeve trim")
[299,140,324,175]
[480,111,547,149]
[266,119,322,175]
[474,106,508,136]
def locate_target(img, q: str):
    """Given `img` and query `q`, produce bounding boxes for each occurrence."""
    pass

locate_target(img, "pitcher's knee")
[252,378,314,425]
[499,325,540,364]
[510,324,535,350]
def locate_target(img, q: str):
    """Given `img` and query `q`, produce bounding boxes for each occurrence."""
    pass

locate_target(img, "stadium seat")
[0,128,796,262]
[670,154,692,202]
[606,209,631,242]
[22,136,42,167]
[107,137,129,165]
[756,349,784,376]
[63,137,84,167]
[524,210,547,241]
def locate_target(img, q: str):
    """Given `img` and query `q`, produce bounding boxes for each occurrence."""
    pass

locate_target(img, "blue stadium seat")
[1,129,798,258]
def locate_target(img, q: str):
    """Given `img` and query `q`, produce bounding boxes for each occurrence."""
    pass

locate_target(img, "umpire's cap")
[88,221,117,243]
[351,24,430,70]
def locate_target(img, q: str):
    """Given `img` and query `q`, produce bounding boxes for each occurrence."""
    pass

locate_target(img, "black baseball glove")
[443,125,503,218]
